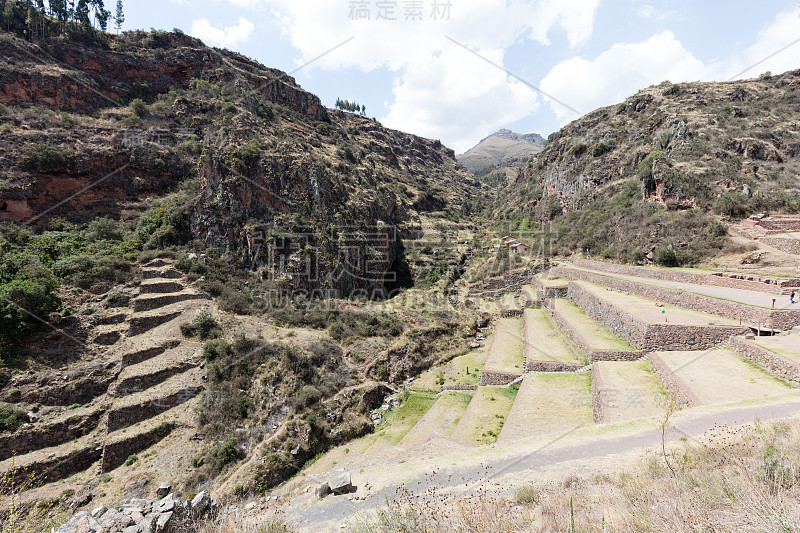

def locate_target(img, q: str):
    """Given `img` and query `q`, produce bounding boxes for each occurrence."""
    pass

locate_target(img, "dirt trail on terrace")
[560,262,794,310]
[283,395,800,531]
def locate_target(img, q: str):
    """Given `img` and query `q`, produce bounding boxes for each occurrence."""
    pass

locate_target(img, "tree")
[75,0,90,27]
[113,0,122,32]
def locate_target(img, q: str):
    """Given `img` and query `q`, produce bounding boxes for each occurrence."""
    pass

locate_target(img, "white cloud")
[724,7,800,80]
[248,0,597,148]
[190,17,255,48]
[259,0,601,72]
[540,31,705,122]
[383,48,540,152]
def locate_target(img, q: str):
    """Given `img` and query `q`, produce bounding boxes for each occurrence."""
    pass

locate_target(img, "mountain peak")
[457,129,545,173]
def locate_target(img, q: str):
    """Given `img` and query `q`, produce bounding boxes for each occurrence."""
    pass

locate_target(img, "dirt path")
[561,262,796,310]
[284,395,800,531]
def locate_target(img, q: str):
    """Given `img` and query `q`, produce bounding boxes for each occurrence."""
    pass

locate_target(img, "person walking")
[791,290,796,304]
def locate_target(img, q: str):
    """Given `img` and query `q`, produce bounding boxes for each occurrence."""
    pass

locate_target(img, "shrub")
[343,146,356,163]
[590,142,612,157]
[713,191,752,218]
[0,406,29,432]
[180,311,220,340]
[124,453,138,466]
[23,144,74,172]
[236,139,262,174]
[569,142,588,158]
[655,247,678,267]
[202,339,231,361]
[637,150,666,180]
[101,474,112,483]
[130,98,147,116]
[306,414,318,428]
[216,437,240,467]
[291,386,321,411]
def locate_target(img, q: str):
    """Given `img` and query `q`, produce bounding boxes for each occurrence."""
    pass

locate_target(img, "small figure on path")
[791,290,796,304]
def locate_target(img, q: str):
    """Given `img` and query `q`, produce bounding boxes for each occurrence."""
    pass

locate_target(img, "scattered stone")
[315,482,331,500]
[154,494,175,513]
[329,471,352,495]
[90,506,108,519]
[99,508,135,530]
[156,482,172,498]
[244,501,257,511]
[125,477,151,499]
[55,511,103,533]
[191,490,212,515]
[156,511,174,532]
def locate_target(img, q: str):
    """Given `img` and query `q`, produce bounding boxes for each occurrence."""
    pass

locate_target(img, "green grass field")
[499,373,592,442]
[484,317,524,373]
[552,299,635,351]
[398,392,474,448]
[412,346,488,391]
[450,385,519,445]
[524,308,582,363]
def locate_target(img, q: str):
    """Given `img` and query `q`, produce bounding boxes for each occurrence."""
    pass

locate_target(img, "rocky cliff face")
[0,28,479,295]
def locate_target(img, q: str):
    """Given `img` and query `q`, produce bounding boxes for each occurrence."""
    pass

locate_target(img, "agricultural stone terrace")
[350,259,800,455]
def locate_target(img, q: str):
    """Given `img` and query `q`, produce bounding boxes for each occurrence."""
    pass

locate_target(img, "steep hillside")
[457,129,545,173]
[0,19,484,508]
[0,28,480,297]
[495,72,800,265]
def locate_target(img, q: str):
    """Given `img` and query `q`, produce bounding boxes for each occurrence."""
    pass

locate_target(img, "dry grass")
[0,469,71,533]
[352,417,800,532]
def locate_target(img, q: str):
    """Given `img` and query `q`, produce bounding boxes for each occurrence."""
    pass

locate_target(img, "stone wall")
[648,353,699,408]
[500,309,523,318]
[573,258,798,295]
[761,237,800,256]
[566,279,749,350]
[523,297,543,308]
[132,293,208,312]
[533,277,569,299]
[591,363,608,424]
[729,336,800,387]
[524,360,584,372]
[127,311,182,335]
[102,423,174,472]
[113,363,197,397]
[439,385,478,392]
[121,343,175,368]
[0,410,104,461]
[544,300,643,362]
[749,218,800,234]
[0,446,102,492]
[552,266,800,331]
[479,370,522,386]
[107,387,202,432]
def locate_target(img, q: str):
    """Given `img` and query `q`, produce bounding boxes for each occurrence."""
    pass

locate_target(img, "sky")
[121,0,800,153]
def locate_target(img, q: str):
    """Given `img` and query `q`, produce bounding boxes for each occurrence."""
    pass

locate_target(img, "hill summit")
[457,128,545,173]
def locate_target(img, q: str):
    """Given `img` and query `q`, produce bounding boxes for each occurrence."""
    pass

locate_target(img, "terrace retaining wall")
[648,353,700,408]
[567,281,749,350]
[591,363,608,424]
[573,258,798,294]
[479,370,522,386]
[544,299,643,362]
[729,336,800,387]
[552,266,800,331]
[524,360,584,372]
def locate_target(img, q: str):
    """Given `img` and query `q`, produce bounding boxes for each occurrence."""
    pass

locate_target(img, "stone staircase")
[0,259,209,496]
